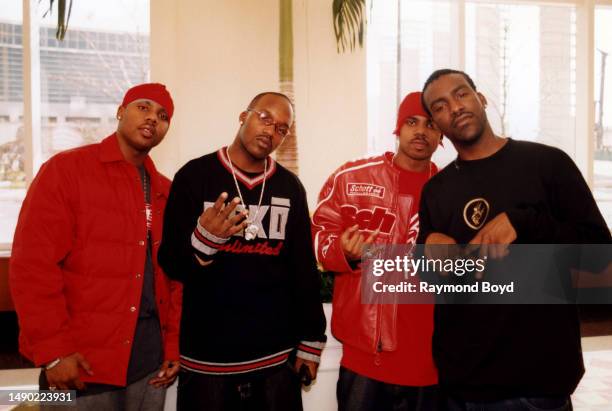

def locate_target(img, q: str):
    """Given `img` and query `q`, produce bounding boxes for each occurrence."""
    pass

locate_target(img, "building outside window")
[0,0,149,247]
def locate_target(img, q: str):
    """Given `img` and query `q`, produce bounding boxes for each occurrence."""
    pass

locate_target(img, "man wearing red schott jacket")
[312,92,442,411]
[9,83,182,410]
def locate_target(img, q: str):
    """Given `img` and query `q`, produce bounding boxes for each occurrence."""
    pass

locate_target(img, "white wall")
[293,0,367,207]
[150,0,367,208]
[150,0,280,178]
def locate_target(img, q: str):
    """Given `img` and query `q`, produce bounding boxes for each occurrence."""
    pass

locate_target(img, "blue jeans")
[337,366,440,411]
[177,364,302,411]
[39,369,166,411]
[446,396,572,411]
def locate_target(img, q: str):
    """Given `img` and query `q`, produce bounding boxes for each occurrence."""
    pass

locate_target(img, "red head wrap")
[393,91,429,136]
[122,83,174,121]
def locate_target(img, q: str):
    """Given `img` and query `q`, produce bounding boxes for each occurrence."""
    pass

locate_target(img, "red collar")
[99,133,161,188]
[99,133,126,163]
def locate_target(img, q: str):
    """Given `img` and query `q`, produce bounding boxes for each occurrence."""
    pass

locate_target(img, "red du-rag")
[122,83,174,121]
[393,91,430,136]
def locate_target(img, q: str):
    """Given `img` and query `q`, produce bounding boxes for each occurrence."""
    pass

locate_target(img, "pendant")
[244,223,259,241]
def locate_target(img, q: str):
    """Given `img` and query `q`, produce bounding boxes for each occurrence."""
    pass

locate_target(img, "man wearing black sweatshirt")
[158,92,326,411]
[419,69,611,410]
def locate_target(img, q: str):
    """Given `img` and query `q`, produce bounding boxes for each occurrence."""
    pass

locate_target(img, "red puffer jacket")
[9,134,182,387]
[312,153,436,354]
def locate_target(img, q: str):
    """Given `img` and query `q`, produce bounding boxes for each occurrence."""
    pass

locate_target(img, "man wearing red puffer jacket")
[312,92,442,411]
[9,83,182,410]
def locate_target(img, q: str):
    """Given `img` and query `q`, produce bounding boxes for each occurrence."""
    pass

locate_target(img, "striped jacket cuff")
[296,341,325,363]
[191,220,229,256]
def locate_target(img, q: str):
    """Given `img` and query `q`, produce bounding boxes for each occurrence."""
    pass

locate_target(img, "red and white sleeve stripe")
[191,219,229,257]
[296,340,325,363]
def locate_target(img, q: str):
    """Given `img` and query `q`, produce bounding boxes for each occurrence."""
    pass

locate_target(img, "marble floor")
[573,336,612,411]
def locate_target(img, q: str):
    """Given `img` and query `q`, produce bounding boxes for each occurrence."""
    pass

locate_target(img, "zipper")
[375,302,384,353]
[375,320,383,365]
[373,162,398,356]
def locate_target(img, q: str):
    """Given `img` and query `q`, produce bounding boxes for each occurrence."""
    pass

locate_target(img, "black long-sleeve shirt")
[158,148,326,375]
[417,139,611,401]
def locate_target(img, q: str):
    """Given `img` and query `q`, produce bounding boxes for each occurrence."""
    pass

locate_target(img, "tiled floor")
[573,336,612,411]
[0,313,609,410]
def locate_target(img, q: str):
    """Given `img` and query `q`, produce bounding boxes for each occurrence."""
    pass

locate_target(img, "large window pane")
[594,5,612,227]
[0,4,24,247]
[39,0,150,163]
[367,0,458,166]
[368,1,579,170]
[0,1,150,247]
[466,2,577,157]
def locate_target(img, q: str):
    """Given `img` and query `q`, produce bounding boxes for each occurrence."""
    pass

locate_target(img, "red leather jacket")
[9,134,182,387]
[312,153,437,354]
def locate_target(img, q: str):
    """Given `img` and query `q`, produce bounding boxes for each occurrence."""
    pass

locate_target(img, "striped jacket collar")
[217,146,277,189]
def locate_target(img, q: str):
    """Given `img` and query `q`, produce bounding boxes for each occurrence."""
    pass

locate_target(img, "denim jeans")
[177,364,302,411]
[446,396,572,411]
[39,369,166,411]
[337,366,440,411]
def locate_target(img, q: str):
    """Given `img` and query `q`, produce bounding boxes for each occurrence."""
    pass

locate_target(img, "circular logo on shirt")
[463,198,490,230]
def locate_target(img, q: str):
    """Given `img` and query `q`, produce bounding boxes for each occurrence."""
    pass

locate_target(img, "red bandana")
[122,83,174,121]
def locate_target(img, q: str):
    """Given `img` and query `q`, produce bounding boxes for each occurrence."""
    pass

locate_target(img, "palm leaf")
[41,0,73,41]
[332,0,366,53]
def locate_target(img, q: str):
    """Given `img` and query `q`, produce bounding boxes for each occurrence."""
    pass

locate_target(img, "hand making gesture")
[199,192,249,238]
[340,224,379,262]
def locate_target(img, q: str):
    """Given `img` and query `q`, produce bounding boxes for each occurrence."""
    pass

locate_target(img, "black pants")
[177,364,302,411]
[337,366,440,411]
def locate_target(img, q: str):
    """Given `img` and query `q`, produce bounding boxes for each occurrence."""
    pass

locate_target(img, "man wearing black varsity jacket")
[158,92,326,411]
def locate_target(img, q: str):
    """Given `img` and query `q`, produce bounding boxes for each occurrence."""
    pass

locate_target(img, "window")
[367,0,612,227]
[594,5,612,226]
[0,5,24,249]
[39,1,150,163]
[367,0,458,166]
[466,2,577,155]
[0,1,149,248]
